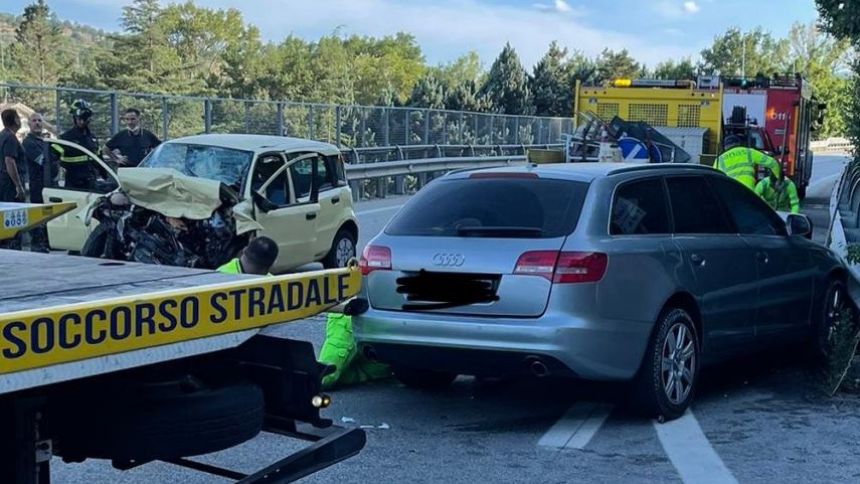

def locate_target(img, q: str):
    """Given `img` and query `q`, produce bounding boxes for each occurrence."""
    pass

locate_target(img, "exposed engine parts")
[82,190,248,269]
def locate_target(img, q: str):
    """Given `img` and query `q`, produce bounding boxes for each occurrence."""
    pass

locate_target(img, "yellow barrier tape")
[0,266,361,375]
[0,202,77,241]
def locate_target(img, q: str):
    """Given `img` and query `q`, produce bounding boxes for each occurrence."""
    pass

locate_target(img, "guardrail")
[341,143,563,164]
[828,155,860,282]
[812,137,854,154]
[344,154,528,200]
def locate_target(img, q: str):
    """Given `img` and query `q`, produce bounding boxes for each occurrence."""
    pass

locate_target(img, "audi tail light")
[360,245,391,276]
[514,251,607,284]
[513,251,558,280]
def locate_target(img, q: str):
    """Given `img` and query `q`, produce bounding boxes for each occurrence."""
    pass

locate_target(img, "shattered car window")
[140,143,254,187]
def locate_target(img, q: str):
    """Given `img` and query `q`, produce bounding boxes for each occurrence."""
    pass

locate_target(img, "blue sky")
[3,0,820,68]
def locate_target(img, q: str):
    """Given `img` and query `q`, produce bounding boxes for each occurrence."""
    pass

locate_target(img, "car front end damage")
[82,168,262,269]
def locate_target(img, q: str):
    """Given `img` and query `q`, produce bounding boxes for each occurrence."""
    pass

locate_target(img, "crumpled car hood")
[117,168,226,220]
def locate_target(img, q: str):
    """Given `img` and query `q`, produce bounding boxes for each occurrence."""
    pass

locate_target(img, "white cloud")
[655,0,701,19]
[554,0,573,13]
[190,0,689,68]
[533,0,579,15]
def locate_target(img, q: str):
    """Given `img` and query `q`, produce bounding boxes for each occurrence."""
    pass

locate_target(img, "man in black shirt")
[55,99,99,190]
[0,108,26,249]
[22,112,57,252]
[105,108,161,167]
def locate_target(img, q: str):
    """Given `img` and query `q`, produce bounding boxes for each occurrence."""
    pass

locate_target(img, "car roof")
[447,162,719,182]
[164,134,341,156]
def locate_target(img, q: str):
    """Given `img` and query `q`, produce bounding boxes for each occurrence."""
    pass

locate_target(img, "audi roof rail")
[607,163,718,176]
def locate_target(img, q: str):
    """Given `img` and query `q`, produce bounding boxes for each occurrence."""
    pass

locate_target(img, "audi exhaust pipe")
[525,357,549,378]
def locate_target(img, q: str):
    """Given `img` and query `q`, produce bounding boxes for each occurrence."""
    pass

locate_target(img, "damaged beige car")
[45,134,358,272]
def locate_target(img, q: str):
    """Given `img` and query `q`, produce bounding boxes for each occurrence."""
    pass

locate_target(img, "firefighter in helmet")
[53,99,100,190]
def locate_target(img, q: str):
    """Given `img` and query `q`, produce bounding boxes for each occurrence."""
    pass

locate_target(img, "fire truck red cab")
[721,75,821,199]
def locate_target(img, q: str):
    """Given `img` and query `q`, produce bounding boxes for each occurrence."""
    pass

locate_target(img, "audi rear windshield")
[385,177,590,238]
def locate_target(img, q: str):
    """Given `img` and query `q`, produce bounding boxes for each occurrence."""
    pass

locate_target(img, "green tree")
[347,33,425,105]
[430,51,483,89]
[816,0,860,43]
[407,73,446,109]
[653,58,696,79]
[699,27,790,77]
[480,43,532,115]
[10,0,67,87]
[568,51,599,85]
[258,37,314,101]
[218,25,265,98]
[308,35,355,105]
[595,48,640,82]
[445,80,488,112]
[786,21,850,139]
[530,41,571,117]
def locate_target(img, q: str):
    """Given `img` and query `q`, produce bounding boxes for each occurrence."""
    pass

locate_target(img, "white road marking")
[654,411,738,484]
[538,402,613,450]
[356,204,405,216]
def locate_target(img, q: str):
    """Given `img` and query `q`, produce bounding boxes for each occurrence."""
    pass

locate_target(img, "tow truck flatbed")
[1,245,366,483]
[0,250,360,395]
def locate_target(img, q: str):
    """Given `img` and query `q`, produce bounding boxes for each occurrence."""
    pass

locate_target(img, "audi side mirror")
[786,213,812,239]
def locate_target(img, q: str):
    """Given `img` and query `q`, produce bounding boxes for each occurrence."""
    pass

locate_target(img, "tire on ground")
[812,278,853,362]
[630,308,699,421]
[53,380,264,462]
[322,227,357,269]
[392,366,457,390]
[80,223,110,259]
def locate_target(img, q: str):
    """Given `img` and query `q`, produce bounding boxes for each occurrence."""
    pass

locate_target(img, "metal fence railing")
[0,83,574,148]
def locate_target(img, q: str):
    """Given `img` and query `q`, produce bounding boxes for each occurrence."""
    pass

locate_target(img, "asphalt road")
[53,155,859,484]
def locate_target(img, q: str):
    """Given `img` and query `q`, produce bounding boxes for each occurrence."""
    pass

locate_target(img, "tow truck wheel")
[53,377,264,462]
[393,366,457,390]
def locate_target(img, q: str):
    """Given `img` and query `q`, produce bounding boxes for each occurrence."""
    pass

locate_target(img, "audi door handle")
[690,253,706,266]
[306,212,317,220]
[49,197,62,203]
[332,196,340,204]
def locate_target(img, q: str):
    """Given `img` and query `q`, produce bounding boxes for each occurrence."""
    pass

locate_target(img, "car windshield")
[140,143,253,186]
[385,177,589,238]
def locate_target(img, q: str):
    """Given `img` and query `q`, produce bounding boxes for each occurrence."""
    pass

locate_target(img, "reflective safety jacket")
[216,257,272,275]
[319,313,390,390]
[755,177,800,214]
[53,127,100,189]
[217,258,243,274]
[715,147,780,190]
[53,126,98,164]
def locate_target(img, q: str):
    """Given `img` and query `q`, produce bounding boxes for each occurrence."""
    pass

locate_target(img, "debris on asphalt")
[341,417,356,423]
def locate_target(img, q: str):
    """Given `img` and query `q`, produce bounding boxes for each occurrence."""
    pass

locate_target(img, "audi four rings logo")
[432,253,465,267]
